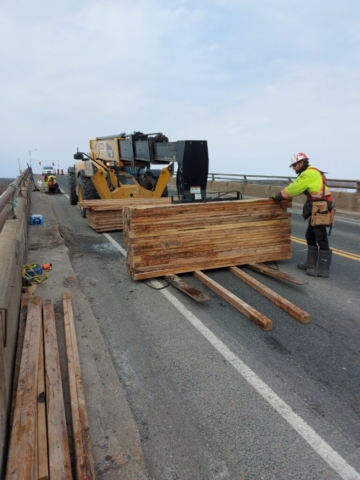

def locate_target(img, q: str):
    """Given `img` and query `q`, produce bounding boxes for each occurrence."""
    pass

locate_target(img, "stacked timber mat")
[123,198,292,280]
[79,198,172,232]
[6,292,94,480]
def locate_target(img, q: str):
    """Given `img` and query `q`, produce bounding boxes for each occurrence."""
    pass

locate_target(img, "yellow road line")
[291,236,360,261]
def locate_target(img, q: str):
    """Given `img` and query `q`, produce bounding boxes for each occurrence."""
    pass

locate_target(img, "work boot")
[297,246,318,270]
[306,250,332,278]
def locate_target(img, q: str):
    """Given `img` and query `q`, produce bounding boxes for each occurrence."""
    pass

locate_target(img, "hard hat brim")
[289,158,308,167]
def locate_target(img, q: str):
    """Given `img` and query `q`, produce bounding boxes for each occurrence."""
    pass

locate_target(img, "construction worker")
[271,153,333,278]
[45,174,61,194]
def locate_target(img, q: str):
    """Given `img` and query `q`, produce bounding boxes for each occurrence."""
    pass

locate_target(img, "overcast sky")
[0,0,359,179]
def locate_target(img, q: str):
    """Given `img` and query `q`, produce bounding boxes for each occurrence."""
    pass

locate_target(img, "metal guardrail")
[0,168,30,234]
[207,173,360,192]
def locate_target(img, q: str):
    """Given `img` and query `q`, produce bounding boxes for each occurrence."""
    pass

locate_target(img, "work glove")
[269,193,283,202]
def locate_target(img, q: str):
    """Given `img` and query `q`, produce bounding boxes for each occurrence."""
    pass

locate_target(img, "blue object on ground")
[29,214,44,225]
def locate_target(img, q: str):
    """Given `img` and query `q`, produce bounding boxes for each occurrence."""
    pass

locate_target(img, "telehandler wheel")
[80,176,100,200]
[68,172,78,205]
[78,176,100,218]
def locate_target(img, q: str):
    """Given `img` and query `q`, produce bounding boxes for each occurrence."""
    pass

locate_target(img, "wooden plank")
[79,197,172,209]
[193,271,272,331]
[127,239,292,271]
[164,275,210,302]
[246,263,308,285]
[125,199,293,280]
[86,209,124,232]
[63,291,95,480]
[10,293,32,429]
[125,209,291,227]
[128,230,291,252]
[6,296,42,480]
[129,244,290,265]
[83,197,173,232]
[129,246,292,280]
[124,204,288,219]
[229,267,311,324]
[37,319,49,480]
[126,228,292,253]
[123,198,291,216]
[127,220,291,241]
[43,299,72,479]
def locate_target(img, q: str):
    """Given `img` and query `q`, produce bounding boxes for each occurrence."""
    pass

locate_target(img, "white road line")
[103,233,127,256]
[105,233,360,480]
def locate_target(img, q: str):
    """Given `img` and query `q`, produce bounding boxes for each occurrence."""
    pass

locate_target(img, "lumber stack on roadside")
[63,292,95,480]
[6,292,94,480]
[6,296,45,480]
[79,198,172,232]
[43,299,72,479]
[123,199,292,280]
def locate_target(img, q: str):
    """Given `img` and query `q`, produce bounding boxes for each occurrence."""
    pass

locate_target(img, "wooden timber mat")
[124,198,293,280]
[6,292,95,480]
[79,198,172,232]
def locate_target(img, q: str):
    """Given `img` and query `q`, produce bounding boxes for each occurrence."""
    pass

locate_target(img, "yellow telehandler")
[69,131,210,215]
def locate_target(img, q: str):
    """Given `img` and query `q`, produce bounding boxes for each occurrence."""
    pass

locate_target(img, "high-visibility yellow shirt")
[280,166,332,200]
[47,175,57,187]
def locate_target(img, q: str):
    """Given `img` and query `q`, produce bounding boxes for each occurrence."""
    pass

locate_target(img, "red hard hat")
[290,152,308,167]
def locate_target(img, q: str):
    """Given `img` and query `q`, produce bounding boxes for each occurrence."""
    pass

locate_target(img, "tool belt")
[303,174,335,227]
[303,198,335,226]
[310,199,335,226]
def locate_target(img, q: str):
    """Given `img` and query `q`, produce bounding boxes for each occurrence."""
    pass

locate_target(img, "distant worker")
[270,152,334,278]
[45,174,61,194]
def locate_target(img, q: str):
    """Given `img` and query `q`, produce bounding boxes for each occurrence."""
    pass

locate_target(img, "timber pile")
[6,292,94,480]
[123,198,292,280]
[79,198,172,232]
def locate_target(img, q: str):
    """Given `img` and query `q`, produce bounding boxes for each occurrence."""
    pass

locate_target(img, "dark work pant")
[48,183,61,194]
[305,220,330,250]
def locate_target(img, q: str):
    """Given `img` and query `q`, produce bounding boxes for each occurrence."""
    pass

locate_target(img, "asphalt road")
[51,176,360,480]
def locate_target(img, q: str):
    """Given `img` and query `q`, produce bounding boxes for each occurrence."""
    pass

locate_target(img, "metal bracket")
[0,308,7,347]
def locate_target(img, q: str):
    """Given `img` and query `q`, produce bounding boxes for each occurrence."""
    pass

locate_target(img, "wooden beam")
[246,263,308,285]
[37,319,49,480]
[63,291,95,480]
[164,275,209,302]
[193,271,272,331]
[81,197,172,232]
[43,299,72,479]
[79,197,172,209]
[10,293,32,429]
[129,246,291,280]
[229,267,311,324]
[6,296,42,480]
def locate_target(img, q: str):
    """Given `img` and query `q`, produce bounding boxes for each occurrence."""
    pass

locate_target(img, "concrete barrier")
[169,178,360,217]
[207,180,360,212]
[0,178,31,475]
